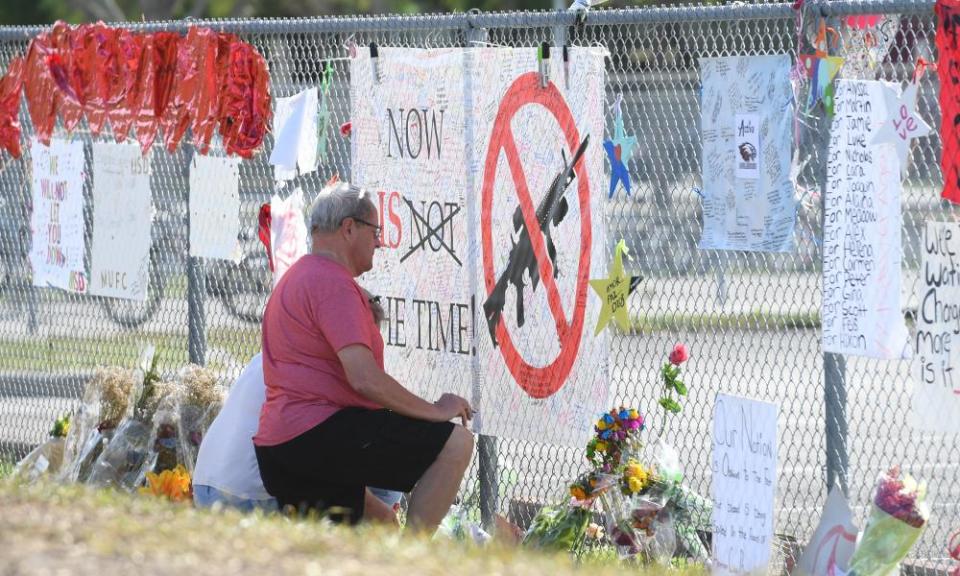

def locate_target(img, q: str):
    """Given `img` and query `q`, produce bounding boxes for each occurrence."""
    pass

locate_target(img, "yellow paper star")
[590,239,636,335]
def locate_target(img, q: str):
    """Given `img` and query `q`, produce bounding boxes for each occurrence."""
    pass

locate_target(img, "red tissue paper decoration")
[937,0,960,203]
[0,21,271,159]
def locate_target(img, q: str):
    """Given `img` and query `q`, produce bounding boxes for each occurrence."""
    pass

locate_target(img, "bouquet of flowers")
[12,414,70,483]
[59,366,139,483]
[175,364,225,473]
[523,494,594,553]
[87,350,171,491]
[542,406,648,557]
[586,407,645,473]
[848,467,930,576]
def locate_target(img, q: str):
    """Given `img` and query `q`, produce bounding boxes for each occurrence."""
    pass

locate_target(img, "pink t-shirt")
[254,254,384,446]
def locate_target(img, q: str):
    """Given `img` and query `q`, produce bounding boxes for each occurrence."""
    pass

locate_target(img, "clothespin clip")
[562,44,570,91]
[538,42,550,88]
[370,43,381,85]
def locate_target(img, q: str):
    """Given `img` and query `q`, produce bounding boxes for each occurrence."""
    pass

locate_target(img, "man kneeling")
[254,181,474,529]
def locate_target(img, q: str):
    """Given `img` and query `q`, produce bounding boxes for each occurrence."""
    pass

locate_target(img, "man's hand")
[433,393,473,426]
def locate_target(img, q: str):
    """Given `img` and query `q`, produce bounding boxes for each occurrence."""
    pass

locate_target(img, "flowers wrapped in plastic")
[59,366,139,483]
[87,351,172,490]
[12,414,70,483]
[523,494,595,553]
[848,467,930,576]
[176,365,225,473]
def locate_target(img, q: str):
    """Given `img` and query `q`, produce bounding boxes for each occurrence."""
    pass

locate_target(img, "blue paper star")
[604,105,637,199]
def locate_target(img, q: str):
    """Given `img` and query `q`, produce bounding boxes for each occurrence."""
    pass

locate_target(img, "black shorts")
[255,407,455,524]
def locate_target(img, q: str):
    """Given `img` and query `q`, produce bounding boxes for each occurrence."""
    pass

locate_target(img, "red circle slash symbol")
[480,72,592,400]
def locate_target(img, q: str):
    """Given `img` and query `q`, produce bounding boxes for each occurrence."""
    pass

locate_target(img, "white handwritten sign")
[90,143,153,301]
[189,155,241,262]
[29,138,87,293]
[910,221,960,432]
[822,80,910,359]
[712,393,778,575]
[699,55,796,253]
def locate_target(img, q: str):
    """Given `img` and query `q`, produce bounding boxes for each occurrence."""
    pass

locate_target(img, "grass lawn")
[0,479,692,576]
[630,310,821,333]
[0,327,260,374]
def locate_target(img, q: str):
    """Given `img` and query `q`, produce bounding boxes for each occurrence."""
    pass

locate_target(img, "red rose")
[669,343,688,365]
[339,121,352,137]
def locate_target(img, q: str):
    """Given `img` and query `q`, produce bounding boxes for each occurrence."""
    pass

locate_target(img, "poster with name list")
[823,80,910,359]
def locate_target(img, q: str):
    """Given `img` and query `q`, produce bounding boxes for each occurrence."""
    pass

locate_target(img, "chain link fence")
[0,1,957,572]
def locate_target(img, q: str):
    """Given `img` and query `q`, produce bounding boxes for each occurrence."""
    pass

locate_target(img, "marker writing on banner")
[823,81,877,352]
[381,294,475,356]
[917,223,959,391]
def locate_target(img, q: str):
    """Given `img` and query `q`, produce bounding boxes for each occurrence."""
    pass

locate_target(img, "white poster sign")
[29,138,87,293]
[911,221,960,432]
[469,47,608,447]
[823,80,910,359]
[189,155,241,262]
[712,393,778,575]
[90,143,152,301]
[352,49,473,405]
[352,48,608,447]
[699,55,796,253]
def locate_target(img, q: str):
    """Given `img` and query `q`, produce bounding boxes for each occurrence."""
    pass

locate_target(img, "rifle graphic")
[483,135,590,347]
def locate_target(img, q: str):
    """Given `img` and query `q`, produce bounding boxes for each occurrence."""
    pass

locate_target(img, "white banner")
[823,80,910,359]
[29,138,87,293]
[699,55,796,253]
[352,48,609,447]
[911,221,960,432]
[189,155,241,262]
[352,49,473,405]
[90,143,153,301]
[470,48,608,447]
[712,393,778,575]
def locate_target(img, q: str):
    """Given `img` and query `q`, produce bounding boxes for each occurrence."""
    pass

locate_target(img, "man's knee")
[439,424,474,464]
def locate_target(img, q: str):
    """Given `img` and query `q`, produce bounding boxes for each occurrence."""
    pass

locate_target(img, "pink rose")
[340,121,352,138]
[669,343,688,365]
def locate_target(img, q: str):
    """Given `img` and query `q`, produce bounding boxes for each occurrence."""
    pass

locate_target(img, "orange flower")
[140,464,193,503]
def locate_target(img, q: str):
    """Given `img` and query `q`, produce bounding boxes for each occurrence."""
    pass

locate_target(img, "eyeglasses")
[350,216,382,240]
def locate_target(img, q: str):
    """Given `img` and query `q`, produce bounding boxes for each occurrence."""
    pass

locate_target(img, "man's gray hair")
[307,181,377,234]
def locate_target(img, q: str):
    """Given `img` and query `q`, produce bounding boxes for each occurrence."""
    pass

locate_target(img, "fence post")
[187,256,206,366]
[815,24,848,495]
[463,14,498,531]
[824,353,848,494]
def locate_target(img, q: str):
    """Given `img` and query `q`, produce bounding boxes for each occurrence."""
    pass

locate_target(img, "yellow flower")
[140,465,193,503]
[628,476,643,493]
[596,419,608,431]
[628,409,639,420]
[595,441,607,453]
